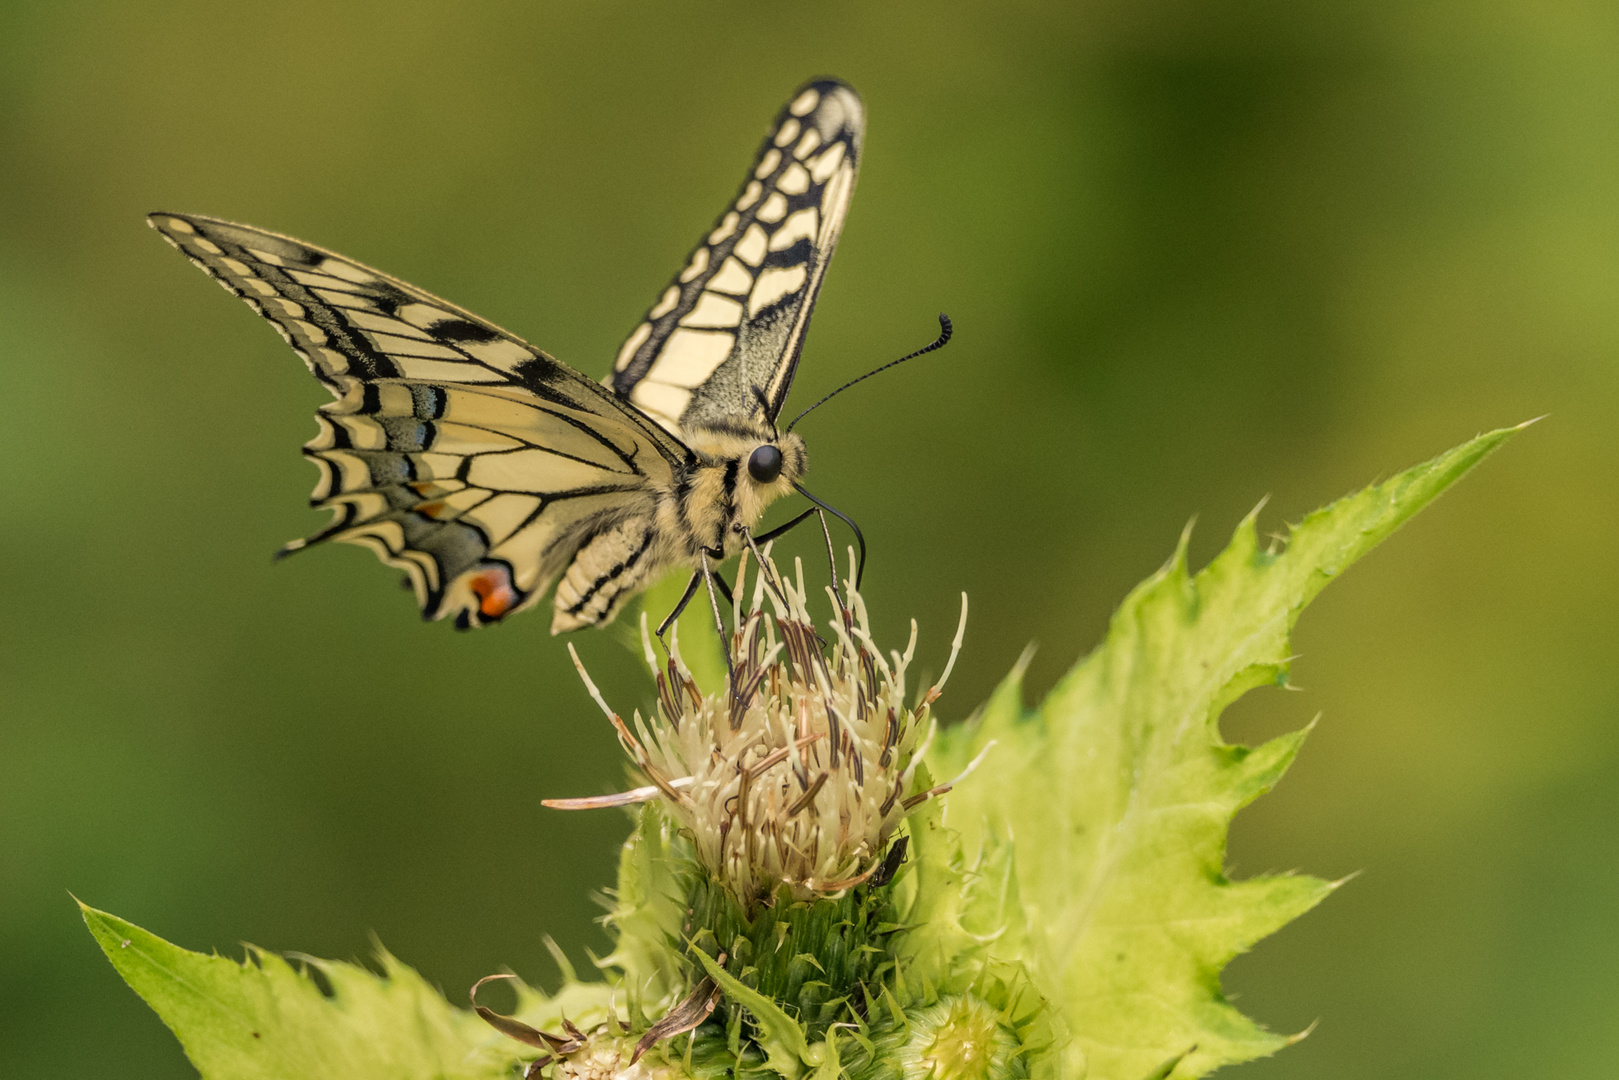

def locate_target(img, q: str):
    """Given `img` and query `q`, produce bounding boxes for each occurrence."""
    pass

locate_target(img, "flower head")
[550,548,976,910]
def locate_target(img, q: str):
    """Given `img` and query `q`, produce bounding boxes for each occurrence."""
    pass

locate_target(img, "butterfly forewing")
[148,212,687,627]
[150,78,856,634]
[609,79,863,433]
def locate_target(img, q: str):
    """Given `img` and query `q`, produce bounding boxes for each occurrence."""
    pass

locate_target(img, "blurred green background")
[2,1,1615,1076]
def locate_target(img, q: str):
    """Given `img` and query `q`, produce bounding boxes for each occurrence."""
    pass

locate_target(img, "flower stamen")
[551,552,973,908]
[787,771,829,817]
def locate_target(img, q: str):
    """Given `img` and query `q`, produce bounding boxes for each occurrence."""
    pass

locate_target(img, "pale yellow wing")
[150,212,691,627]
[608,79,863,433]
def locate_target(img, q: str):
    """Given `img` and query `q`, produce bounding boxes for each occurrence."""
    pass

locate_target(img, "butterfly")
[150,78,896,635]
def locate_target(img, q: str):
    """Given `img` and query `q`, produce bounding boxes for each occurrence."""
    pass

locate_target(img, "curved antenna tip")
[785,314,955,433]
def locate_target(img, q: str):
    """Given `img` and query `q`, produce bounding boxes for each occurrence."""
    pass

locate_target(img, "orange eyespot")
[468,566,518,619]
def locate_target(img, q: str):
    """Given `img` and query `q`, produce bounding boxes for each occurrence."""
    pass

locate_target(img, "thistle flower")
[548,547,979,910]
[541,548,992,1062]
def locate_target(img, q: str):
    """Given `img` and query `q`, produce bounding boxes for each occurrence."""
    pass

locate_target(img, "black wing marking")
[608,78,863,433]
[150,212,691,627]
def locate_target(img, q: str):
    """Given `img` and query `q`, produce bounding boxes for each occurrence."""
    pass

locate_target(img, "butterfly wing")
[608,79,864,433]
[149,212,691,628]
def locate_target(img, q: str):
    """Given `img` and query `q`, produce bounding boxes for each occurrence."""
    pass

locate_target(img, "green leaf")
[80,899,615,1079]
[893,782,1031,1002]
[690,947,815,1077]
[925,424,1524,1079]
[596,801,690,1017]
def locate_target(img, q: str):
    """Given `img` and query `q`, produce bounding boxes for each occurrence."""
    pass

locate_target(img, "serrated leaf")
[691,947,815,1077]
[80,900,615,1079]
[926,425,1523,1079]
[894,790,1030,1002]
[893,794,1062,1080]
[597,801,690,1016]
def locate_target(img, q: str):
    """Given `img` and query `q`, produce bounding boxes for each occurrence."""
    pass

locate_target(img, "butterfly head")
[739,431,806,512]
[685,421,806,530]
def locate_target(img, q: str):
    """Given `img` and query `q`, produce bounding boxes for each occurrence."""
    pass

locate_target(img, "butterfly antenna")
[793,483,867,587]
[784,313,952,433]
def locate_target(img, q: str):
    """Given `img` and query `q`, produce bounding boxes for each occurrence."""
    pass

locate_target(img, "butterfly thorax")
[669,422,806,556]
[548,422,803,634]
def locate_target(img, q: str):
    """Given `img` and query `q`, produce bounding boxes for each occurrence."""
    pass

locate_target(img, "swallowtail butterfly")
[151,79,866,633]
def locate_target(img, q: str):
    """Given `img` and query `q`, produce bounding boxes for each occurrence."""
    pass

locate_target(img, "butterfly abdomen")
[550,518,664,633]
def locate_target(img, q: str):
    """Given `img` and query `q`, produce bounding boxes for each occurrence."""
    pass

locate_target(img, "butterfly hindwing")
[149,212,689,627]
[608,79,864,433]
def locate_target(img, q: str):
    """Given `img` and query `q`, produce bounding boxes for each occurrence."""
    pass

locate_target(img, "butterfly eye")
[748,444,784,484]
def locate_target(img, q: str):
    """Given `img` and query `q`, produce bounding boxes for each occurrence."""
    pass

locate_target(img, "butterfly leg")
[742,507,842,607]
[814,510,846,609]
[742,508,818,608]
[751,507,817,545]
[655,568,736,645]
[736,525,791,611]
[699,551,736,690]
[792,483,867,588]
[655,570,703,651]
[710,571,734,606]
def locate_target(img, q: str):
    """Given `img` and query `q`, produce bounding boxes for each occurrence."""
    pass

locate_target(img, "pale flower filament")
[550,547,971,907]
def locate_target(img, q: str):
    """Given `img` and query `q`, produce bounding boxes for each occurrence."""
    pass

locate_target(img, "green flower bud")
[898,995,1024,1080]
